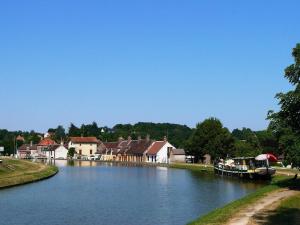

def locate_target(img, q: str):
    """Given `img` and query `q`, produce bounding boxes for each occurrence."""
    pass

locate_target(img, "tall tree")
[68,123,81,137]
[54,125,66,142]
[268,43,300,167]
[269,44,300,132]
[186,118,235,161]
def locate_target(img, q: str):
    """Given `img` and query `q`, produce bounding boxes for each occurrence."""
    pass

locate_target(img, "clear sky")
[0,0,299,132]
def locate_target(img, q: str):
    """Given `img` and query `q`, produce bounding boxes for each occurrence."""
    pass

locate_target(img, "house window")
[90,144,92,146]
[80,144,81,146]
[79,150,82,155]
[90,150,92,154]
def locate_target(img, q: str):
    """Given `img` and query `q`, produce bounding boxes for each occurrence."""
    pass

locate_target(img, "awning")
[255,153,277,162]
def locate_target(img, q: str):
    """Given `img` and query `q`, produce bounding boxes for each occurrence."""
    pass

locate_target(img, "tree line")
[1,44,299,167]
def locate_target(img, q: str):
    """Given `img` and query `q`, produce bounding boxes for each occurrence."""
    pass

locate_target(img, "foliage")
[186,118,235,161]
[67,147,76,158]
[232,128,261,156]
[0,129,41,155]
[268,43,300,167]
[255,130,279,154]
[53,125,66,143]
[234,140,261,157]
[68,123,81,137]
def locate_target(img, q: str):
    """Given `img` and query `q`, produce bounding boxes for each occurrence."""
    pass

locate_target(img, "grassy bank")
[260,192,300,225]
[0,158,58,189]
[169,163,213,172]
[187,175,300,225]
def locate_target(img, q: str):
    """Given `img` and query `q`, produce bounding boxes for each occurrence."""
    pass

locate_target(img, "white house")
[43,144,69,159]
[146,140,175,163]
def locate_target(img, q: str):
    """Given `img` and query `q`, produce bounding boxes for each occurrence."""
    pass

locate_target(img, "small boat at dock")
[214,153,277,179]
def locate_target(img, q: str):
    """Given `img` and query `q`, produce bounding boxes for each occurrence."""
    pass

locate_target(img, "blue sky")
[0,0,299,132]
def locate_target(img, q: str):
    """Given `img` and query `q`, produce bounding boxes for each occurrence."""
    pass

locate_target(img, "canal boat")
[214,153,277,179]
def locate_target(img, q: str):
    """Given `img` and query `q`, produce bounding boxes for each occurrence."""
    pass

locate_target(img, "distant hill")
[111,122,193,148]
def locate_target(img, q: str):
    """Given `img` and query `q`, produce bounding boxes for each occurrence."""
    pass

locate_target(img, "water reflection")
[0,161,265,225]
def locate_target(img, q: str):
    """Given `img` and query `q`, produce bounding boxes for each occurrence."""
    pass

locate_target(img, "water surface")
[0,161,263,225]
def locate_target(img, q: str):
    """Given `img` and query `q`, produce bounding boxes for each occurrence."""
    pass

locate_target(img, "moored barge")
[214,154,277,179]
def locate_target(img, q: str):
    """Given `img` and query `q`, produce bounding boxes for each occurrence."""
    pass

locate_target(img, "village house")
[125,136,152,162]
[146,138,175,163]
[169,149,186,163]
[68,137,99,159]
[98,135,176,164]
[43,144,69,159]
[17,142,38,159]
[98,141,120,161]
[38,138,57,158]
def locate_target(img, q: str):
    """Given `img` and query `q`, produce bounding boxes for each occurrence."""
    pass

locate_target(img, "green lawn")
[0,158,58,188]
[257,192,300,225]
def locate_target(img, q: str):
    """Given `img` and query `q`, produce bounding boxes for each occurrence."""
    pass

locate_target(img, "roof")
[70,137,99,144]
[102,142,120,155]
[118,140,131,154]
[103,142,119,149]
[126,139,153,155]
[171,149,185,155]
[147,141,166,155]
[47,144,68,151]
[38,138,57,146]
[18,144,38,151]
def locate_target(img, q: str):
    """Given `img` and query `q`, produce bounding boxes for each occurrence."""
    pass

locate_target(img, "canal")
[0,161,264,225]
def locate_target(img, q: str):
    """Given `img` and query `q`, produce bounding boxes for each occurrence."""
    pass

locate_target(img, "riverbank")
[187,172,300,225]
[0,158,58,189]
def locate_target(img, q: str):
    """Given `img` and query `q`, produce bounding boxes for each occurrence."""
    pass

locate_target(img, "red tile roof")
[147,141,166,155]
[70,137,99,144]
[38,138,57,146]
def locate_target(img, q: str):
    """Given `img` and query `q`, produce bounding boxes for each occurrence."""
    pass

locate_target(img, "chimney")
[30,141,33,147]
[163,136,167,142]
[60,138,64,146]
[138,135,142,142]
[146,134,150,142]
[128,136,132,142]
[118,136,124,143]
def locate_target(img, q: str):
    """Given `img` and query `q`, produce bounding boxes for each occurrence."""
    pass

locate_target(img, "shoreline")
[186,172,299,225]
[1,159,298,224]
[0,158,58,189]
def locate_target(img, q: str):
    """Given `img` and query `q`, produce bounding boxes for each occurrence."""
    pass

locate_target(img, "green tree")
[269,44,300,133]
[67,147,76,159]
[68,123,81,137]
[232,128,262,156]
[186,118,235,161]
[54,125,66,143]
[268,43,300,167]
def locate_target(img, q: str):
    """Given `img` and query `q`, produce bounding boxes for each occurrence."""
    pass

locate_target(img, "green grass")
[170,163,214,172]
[0,158,58,188]
[187,176,300,225]
[258,192,300,225]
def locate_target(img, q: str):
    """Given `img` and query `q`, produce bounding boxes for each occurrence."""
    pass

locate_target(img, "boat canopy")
[255,153,277,162]
[232,157,255,160]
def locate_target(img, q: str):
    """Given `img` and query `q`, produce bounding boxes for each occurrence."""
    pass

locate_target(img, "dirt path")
[226,188,299,225]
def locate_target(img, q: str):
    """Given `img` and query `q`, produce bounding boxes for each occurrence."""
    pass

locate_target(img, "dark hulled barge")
[214,154,277,179]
